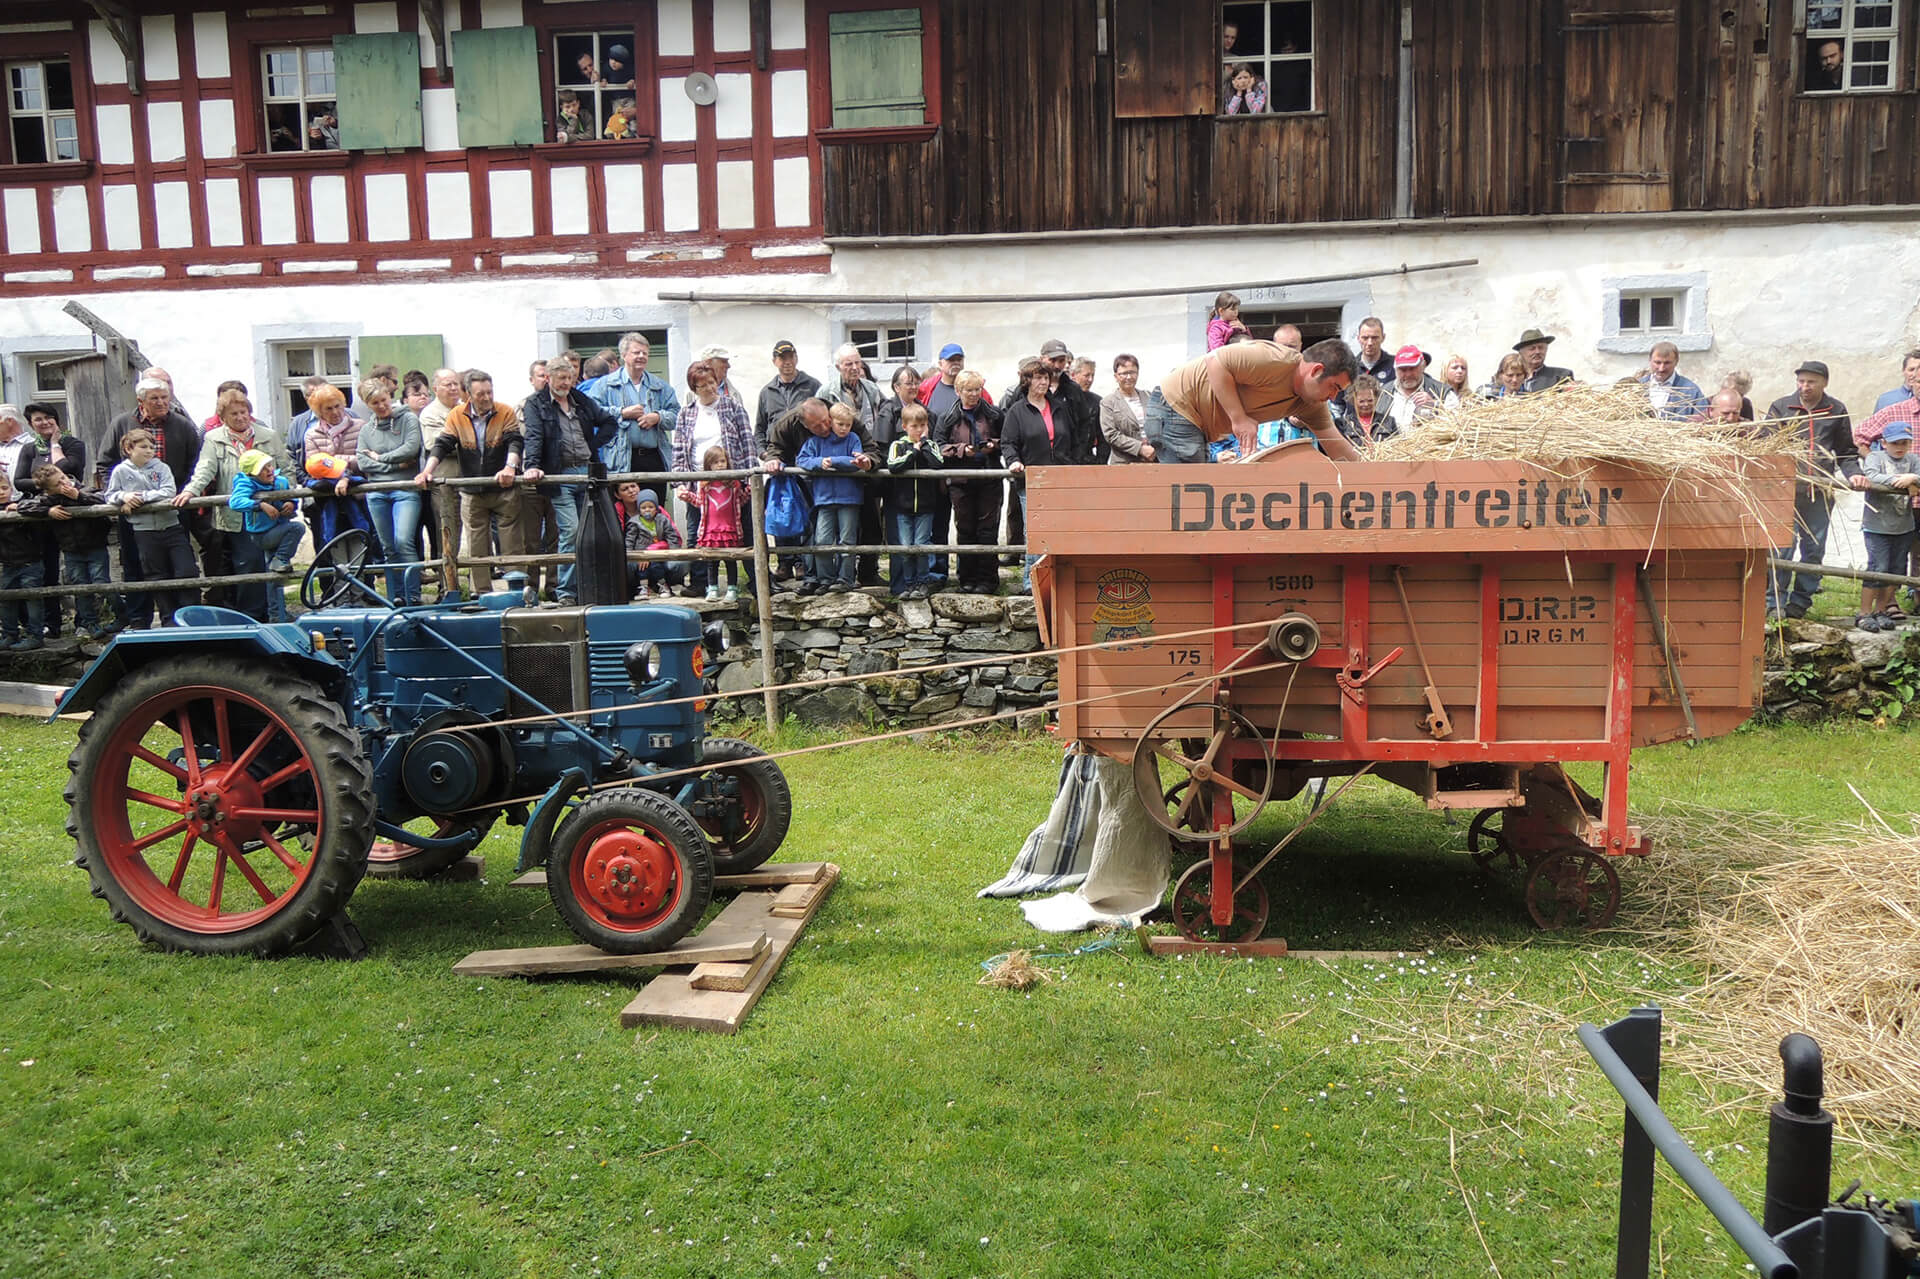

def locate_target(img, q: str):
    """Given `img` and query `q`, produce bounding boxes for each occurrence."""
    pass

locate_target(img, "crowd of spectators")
[0,318,1908,640]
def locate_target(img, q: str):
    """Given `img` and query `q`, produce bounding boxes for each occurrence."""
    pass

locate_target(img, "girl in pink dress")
[694,444,745,602]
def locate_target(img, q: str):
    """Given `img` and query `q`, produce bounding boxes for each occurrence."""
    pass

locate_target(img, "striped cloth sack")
[976,750,1103,898]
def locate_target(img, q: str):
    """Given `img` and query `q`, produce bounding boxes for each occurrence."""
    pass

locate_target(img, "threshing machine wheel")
[1131,702,1274,840]
[301,528,378,611]
[686,738,793,876]
[1522,846,1621,931]
[1169,859,1271,943]
[547,789,714,954]
[1466,808,1527,873]
[66,658,375,956]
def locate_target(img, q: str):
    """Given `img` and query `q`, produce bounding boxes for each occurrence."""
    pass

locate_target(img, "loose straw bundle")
[1665,836,1920,1134]
[1366,384,1815,520]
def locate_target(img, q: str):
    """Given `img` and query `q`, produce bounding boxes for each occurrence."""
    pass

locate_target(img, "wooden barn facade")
[1,0,1917,429]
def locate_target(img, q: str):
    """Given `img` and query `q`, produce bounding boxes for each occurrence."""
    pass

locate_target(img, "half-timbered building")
[2,0,1917,427]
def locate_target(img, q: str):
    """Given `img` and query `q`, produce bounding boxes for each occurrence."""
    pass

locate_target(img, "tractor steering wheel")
[301,529,379,611]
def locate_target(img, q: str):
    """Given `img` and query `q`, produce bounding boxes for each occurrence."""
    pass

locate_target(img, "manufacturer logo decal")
[1092,568,1156,648]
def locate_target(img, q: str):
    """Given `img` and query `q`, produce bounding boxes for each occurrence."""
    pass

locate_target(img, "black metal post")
[1605,1006,1662,1279]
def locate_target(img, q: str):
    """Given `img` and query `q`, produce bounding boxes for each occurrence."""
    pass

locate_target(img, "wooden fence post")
[747,472,779,732]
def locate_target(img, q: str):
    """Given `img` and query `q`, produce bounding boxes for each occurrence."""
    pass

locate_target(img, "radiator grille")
[505,642,577,716]
[587,641,630,691]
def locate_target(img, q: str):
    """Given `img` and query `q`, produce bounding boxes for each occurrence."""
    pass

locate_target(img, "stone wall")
[703,590,1056,730]
[1762,617,1920,725]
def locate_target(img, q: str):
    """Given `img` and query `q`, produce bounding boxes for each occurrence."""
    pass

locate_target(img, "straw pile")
[1364,383,1813,505]
[978,949,1053,990]
[1665,834,1920,1133]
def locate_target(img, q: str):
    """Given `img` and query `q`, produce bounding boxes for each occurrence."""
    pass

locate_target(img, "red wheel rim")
[1169,862,1269,943]
[89,685,325,934]
[569,819,684,933]
[695,770,764,853]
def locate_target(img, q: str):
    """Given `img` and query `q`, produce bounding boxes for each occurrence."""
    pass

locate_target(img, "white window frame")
[1616,291,1682,338]
[4,59,78,164]
[552,29,640,141]
[264,336,354,423]
[1219,0,1316,117]
[1801,0,1900,93]
[1598,272,1711,355]
[831,305,932,385]
[260,45,338,153]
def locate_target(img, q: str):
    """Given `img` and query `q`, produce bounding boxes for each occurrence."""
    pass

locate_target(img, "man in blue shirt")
[1871,348,1920,412]
[1637,341,1707,419]
[590,333,681,474]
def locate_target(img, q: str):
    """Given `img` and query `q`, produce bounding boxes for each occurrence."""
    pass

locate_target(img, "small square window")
[553,30,639,141]
[1618,291,1682,336]
[1220,1,1315,116]
[1803,0,1901,93]
[261,45,338,152]
[275,341,351,421]
[4,59,80,164]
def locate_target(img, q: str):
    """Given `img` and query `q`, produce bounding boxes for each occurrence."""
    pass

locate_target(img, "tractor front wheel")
[66,658,374,956]
[688,738,793,875]
[547,790,713,954]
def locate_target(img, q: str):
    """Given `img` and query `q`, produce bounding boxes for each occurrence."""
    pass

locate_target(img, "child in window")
[1223,63,1267,116]
[105,429,198,628]
[230,449,307,622]
[886,403,942,598]
[1206,290,1249,350]
[21,463,115,639]
[623,487,684,600]
[693,445,745,603]
[798,402,866,594]
[555,90,589,143]
[603,97,639,140]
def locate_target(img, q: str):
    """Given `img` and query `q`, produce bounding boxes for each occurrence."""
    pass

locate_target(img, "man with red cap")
[1373,345,1446,439]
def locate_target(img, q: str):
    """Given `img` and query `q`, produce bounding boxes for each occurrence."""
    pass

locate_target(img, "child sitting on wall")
[623,487,684,599]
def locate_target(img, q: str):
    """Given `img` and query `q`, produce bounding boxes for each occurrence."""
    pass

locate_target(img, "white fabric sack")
[983,751,1171,933]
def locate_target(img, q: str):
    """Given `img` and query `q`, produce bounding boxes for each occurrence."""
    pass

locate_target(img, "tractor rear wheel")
[66,658,374,956]
[688,738,793,875]
[547,790,713,954]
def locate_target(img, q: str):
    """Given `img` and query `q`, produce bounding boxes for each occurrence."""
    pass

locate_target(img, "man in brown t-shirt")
[1151,337,1361,463]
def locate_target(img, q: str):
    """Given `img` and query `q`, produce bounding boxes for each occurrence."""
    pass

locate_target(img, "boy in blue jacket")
[230,449,307,620]
[797,402,867,593]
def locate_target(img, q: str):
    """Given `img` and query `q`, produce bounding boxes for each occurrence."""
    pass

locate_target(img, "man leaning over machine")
[1147,338,1362,464]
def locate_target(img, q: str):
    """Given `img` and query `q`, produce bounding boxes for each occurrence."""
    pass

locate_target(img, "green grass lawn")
[4,716,1918,1278]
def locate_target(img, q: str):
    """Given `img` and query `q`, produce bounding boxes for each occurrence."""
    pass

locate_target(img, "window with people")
[1803,1,1899,92]
[262,45,338,152]
[551,30,638,142]
[1220,1,1314,116]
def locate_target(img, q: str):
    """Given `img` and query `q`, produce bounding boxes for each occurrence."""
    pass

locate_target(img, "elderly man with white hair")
[0,405,38,493]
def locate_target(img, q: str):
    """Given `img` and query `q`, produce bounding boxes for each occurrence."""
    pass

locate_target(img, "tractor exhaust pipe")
[1762,1032,1833,1236]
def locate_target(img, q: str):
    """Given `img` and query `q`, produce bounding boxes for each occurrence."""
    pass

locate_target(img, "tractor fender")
[53,619,345,720]
[517,767,588,874]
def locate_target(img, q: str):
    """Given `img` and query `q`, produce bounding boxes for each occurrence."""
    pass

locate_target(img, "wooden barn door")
[1560,2,1676,212]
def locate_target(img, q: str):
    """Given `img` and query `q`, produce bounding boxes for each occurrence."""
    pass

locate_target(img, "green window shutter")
[452,27,545,147]
[357,335,444,386]
[333,32,424,150]
[827,9,926,127]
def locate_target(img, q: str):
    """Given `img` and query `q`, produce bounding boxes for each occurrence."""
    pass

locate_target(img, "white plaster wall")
[198,99,236,160]
[146,100,186,164]
[714,73,753,139]
[3,189,42,256]
[657,0,694,57]
[192,12,229,77]
[770,71,808,137]
[488,168,534,238]
[153,182,192,249]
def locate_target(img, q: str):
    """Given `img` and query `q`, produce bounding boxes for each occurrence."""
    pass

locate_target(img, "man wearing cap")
[1763,360,1859,618]
[753,341,823,458]
[697,344,744,409]
[1638,341,1707,420]
[1374,346,1446,439]
[920,344,979,421]
[1514,329,1576,393]
[1151,338,1361,464]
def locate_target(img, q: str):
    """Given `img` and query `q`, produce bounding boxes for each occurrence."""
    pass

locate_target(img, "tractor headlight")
[624,641,662,686]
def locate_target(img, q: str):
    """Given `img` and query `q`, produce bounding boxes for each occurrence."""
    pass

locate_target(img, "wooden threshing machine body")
[1027,447,1794,933]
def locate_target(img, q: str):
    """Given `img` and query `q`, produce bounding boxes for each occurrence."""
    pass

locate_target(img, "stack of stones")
[1762,616,1920,723]
[703,589,1056,729]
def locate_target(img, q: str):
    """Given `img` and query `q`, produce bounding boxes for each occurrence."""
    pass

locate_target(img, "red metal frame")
[1193,551,1649,917]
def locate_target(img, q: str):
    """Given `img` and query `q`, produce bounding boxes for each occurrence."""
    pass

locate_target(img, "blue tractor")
[56,530,791,958]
